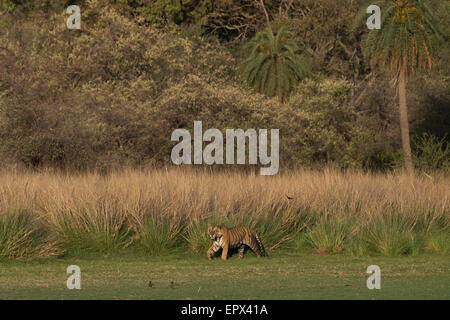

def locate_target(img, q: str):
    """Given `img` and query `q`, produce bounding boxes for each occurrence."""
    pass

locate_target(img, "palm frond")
[240,27,310,102]
[357,0,443,83]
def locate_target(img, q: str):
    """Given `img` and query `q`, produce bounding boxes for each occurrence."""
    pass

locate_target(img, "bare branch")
[257,0,271,29]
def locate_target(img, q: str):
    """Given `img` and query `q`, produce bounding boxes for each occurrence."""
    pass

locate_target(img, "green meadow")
[1,252,449,300]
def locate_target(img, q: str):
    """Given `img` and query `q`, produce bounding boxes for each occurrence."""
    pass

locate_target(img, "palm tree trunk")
[398,69,414,174]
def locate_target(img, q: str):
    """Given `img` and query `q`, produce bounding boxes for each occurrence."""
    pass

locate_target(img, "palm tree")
[241,26,310,103]
[356,0,444,174]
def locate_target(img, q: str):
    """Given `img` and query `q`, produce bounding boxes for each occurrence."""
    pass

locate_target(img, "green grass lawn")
[0,252,449,299]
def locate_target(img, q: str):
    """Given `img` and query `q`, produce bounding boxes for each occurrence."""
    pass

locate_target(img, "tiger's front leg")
[207,242,220,260]
[221,243,229,260]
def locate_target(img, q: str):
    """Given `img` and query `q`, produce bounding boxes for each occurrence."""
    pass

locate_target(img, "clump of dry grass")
[0,168,448,258]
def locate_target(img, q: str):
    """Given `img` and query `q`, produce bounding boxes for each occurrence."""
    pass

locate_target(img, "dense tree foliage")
[0,0,448,172]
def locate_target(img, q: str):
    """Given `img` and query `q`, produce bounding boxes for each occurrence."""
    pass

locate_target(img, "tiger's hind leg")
[238,245,245,259]
[244,239,262,257]
[255,233,266,257]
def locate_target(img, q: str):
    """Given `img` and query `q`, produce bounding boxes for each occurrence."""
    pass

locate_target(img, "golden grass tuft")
[0,168,448,258]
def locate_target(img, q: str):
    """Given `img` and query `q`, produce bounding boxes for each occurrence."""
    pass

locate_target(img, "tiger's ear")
[208,225,212,231]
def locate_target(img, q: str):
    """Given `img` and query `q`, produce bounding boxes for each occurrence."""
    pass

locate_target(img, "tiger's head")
[208,225,223,240]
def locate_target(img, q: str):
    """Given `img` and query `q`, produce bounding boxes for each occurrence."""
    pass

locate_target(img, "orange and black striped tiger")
[207,225,266,260]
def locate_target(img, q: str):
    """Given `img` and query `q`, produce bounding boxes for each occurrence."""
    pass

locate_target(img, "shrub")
[412,133,449,173]
[183,221,211,255]
[287,77,367,168]
[0,213,57,259]
[365,215,416,257]
[131,217,181,256]
[424,231,450,255]
[306,215,352,255]
[42,202,132,256]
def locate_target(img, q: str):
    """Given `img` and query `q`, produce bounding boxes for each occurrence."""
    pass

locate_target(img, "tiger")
[207,225,266,260]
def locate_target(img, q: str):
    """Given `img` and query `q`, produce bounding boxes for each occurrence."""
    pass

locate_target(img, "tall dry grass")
[0,168,448,259]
